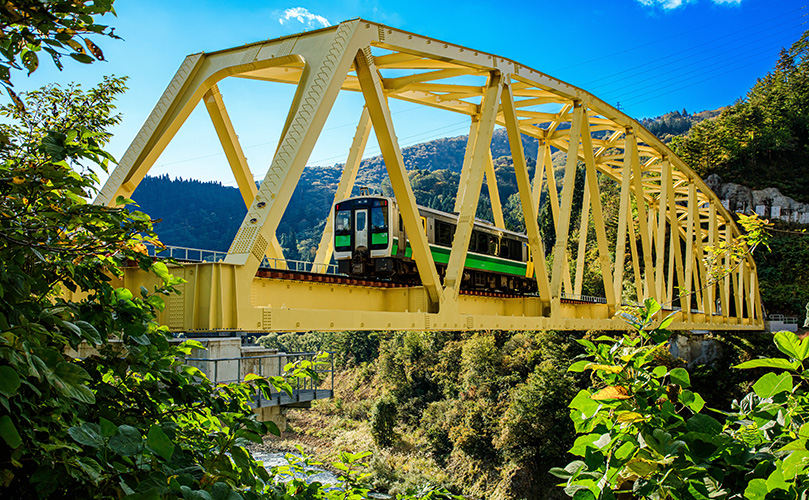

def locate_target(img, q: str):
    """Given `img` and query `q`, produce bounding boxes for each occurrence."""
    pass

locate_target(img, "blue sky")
[14,0,809,186]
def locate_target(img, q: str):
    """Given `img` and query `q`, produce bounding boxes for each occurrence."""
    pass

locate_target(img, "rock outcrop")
[704,174,809,224]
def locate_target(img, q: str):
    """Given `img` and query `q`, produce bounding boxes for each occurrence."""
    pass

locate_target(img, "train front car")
[332,195,538,294]
[333,196,395,277]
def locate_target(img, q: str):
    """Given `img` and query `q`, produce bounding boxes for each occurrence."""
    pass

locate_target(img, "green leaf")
[774,331,809,362]
[74,320,102,344]
[51,362,95,403]
[146,295,165,312]
[782,450,809,480]
[752,372,793,399]
[211,482,243,500]
[744,478,768,500]
[568,360,590,372]
[0,415,22,448]
[687,414,723,435]
[146,425,175,461]
[109,425,142,456]
[569,434,600,456]
[682,391,705,413]
[68,423,103,448]
[0,366,21,397]
[735,358,800,371]
[669,367,691,388]
[151,262,170,283]
[766,466,789,492]
[99,418,117,438]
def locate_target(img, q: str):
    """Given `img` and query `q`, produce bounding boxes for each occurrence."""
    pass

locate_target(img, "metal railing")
[560,293,608,304]
[146,243,228,263]
[768,314,799,324]
[259,256,340,275]
[184,351,334,408]
[144,243,342,275]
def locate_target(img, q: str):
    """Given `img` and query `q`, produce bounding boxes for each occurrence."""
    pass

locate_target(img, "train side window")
[435,220,454,247]
[478,232,488,253]
[499,239,509,259]
[488,235,499,256]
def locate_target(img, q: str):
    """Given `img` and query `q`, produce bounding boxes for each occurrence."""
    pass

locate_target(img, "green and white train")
[332,195,537,293]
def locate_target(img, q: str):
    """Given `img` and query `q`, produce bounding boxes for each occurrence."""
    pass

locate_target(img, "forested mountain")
[640,108,722,142]
[670,31,809,202]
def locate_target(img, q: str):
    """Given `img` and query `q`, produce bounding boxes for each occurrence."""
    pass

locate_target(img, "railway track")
[255,266,606,303]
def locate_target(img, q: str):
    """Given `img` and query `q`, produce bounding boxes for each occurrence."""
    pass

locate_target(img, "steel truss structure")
[96,19,763,332]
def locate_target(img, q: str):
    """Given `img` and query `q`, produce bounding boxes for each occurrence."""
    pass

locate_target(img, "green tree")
[0,78,306,499]
[554,299,809,499]
[0,1,118,104]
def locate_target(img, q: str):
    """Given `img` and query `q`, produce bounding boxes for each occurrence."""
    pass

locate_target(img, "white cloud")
[636,0,742,10]
[278,7,331,29]
[636,0,694,9]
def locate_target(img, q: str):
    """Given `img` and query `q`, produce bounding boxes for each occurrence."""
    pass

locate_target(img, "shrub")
[369,393,398,448]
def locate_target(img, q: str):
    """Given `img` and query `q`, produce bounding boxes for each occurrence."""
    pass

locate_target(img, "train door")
[355,209,369,249]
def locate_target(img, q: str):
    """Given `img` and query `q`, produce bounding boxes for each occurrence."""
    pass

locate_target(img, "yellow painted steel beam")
[455,118,480,213]
[484,151,506,229]
[574,172,590,296]
[224,22,367,296]
[536,141,573,293]
[355,47,444,309]
[313,107,372,269]
[612,129,633,303]
[444,73,502,299]
[551,102,583,304]
[202,85,286,265]
[502,78,551,302]
[580,112,616,308]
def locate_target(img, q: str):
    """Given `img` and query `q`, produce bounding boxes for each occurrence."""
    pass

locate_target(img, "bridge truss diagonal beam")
[95,19,763,333]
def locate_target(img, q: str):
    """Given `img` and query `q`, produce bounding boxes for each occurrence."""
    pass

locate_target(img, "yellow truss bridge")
[95,19,763,333]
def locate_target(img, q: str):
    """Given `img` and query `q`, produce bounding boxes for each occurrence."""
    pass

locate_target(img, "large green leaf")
[109,425,142,456]
[0,366,21,397]
[50,362,95,403]
[211,482,243,500]
[735,358,800,371]
[773,331,809,362]
[687,414,723,435]
[0,415,22,448]
[669,368,691,388]
[146,425,175,461]
[752,372,793,399]
[782,451,809,480]
[744,478,768,500]
[68,423,103,448]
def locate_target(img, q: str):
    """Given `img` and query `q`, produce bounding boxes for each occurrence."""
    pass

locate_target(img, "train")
[332,194,537,294]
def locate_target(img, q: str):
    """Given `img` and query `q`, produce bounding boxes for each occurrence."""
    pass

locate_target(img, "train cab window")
[334,207,352,251]
[370,205,389,248]
[435,220,455,247]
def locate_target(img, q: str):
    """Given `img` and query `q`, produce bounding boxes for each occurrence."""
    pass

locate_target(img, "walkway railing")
[185,351,334,408]
[144,244,341,275]
[768,314,799,324]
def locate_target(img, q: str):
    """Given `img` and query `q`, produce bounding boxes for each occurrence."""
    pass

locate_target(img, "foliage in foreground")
[554,298,809,499]
[0,78,462,500]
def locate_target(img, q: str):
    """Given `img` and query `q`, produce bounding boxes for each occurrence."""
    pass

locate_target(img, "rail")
[184,351,334,408]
